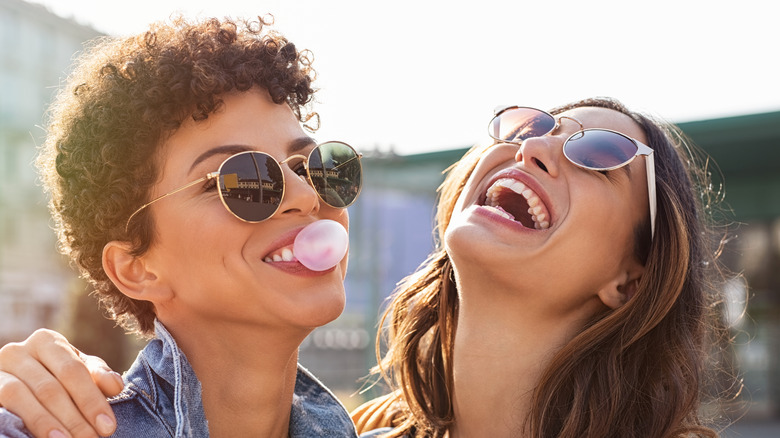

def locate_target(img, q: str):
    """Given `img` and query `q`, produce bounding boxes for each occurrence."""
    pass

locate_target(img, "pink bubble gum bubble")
[293,220,349,271]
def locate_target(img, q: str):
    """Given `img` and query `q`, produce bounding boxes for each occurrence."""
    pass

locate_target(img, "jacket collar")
[127,320,357,437]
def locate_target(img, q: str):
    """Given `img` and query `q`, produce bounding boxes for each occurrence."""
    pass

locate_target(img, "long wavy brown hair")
[37,16,317,336]
[356,98,737,437]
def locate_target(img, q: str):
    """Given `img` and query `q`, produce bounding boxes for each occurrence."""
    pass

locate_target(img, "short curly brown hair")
[38,15,317,335]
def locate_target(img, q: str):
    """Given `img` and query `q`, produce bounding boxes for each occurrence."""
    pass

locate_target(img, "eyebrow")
[289,136,318,154]
[188,145,252,175]
[188,137,318,175]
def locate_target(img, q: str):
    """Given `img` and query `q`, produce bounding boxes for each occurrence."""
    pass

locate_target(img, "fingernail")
[48,430,67,438]
[96,413,115,435]
[111,371,124,386]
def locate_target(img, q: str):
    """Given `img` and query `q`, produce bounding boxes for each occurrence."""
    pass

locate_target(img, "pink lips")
[263,228,301,260]
[262,220,346,276]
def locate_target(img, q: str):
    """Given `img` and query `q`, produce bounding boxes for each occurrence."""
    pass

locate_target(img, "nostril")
[534,158,548,173]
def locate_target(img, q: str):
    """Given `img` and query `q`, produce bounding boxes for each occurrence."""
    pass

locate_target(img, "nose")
[275,166,320,218]
[514,136,561,178]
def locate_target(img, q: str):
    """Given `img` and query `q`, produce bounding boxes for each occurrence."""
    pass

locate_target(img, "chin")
[445,221,533,293]
[444,217,497,265]
[296,287,346,328]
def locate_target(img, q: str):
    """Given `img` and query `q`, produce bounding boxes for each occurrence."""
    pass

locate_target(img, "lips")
[478,171,552,230]
[260,227,338,276]
[261,227,301,264]
[263,244,297,263]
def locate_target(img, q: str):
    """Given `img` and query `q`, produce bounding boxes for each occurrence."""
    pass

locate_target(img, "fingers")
[0,329,119,437]
[80,354,123,397]
[30,331,119,437]
[0,347,73,438]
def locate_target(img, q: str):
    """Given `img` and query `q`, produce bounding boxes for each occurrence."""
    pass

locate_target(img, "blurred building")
[0,0,102,345]
[682,113,780,419]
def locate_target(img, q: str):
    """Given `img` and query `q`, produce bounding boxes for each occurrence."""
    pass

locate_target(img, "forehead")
[558,106,647,144]
[160,89,308,164]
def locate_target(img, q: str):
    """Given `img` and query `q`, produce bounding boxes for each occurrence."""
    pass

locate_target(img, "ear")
[102,241,171,302]
[597,260,645,310]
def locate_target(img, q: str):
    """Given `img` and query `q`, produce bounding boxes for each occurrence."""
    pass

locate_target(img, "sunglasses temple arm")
[335,154,363,169]
[646,152,657,239]
[124,174,215,233]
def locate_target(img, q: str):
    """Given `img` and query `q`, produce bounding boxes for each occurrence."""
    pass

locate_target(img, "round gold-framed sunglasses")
[126,141,362,231]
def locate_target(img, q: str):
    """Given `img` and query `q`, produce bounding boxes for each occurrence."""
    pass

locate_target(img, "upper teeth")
[485,178,551,230]
[264,246,297,263]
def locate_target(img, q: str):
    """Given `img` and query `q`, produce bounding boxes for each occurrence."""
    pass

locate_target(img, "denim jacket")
[0,320,358,438]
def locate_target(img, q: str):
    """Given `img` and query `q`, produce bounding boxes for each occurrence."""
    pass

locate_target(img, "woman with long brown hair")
[352,98,734,437]
[0,97,735,438]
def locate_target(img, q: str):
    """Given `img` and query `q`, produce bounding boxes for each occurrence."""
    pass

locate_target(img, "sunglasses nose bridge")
[275,163,321,218]
[277,153,315,191]
[278,153,308,168]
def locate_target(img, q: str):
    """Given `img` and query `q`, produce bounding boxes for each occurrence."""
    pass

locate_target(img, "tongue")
[507,204,535,229]
[493,190,535,228]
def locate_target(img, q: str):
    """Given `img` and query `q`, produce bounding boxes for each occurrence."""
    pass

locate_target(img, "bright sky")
[32,0,780,155]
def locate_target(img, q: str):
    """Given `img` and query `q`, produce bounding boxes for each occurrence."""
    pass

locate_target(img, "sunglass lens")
[564,130,638,170]
[490,107,556,142]
[307,142,362,208]
[218,152,284,222]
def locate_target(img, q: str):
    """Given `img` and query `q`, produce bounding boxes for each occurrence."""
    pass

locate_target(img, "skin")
[444,107,650,437]
[0,332,123,437]
[0,106,651,438]
[0,87,350,438]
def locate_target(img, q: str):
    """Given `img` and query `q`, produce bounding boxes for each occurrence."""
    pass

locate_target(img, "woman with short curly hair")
[41,14,318,337]
[0,15,362,438]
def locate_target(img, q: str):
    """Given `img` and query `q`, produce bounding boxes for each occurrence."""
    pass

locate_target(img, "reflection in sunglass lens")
[491,107,557,142]
[307,142,362,208]
[564,130,638,170]
[218,152,284,222]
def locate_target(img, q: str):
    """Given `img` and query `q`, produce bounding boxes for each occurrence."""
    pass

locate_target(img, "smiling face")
[445,107,650,317]
[135,88,349,333]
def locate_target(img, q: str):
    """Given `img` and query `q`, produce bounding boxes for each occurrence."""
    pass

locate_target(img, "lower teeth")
[484,205,515,221]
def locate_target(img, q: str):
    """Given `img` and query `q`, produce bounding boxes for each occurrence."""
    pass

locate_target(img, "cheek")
[450,146,509,214]
[339,209,350,231]
[451,171,484,217]
[321,202,350,228]
[155,202,237,258]
[570,181,636,247]
[335,210,350,276]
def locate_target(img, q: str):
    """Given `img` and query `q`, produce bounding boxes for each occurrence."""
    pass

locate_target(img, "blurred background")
[1,0,778,436]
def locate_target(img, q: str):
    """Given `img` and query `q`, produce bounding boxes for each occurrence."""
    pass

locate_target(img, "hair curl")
[358,98,737,437]
[38,15,317,335]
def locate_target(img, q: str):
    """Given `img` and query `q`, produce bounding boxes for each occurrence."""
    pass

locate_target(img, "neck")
[160,316,308,438]
[448,275,602,438]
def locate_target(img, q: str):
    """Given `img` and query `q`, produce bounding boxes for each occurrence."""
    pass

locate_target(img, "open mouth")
[480,178,551,230]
